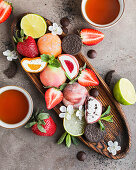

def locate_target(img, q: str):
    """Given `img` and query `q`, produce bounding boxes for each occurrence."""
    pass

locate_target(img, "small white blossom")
[3,50,18,61]
[76,105,85,120]
[48,23,63,35]
[107,141,121,156]
[59,105,74,120]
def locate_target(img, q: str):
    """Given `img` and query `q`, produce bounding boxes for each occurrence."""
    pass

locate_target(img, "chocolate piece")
[84,123,105,143]
[62,34,82,55]
[77,151,86,161]
[62,27,68,34]
[105,70,115,86]
[87,50,97,59]
[60,17,70,27]
[3,61,17,79]
[89,88,99,97]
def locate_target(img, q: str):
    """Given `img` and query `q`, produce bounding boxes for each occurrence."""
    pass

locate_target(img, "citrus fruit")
[21,14,47,39]
[113,78,136,105]
[63,112,86,136]
[21,57,47,73]
[37,33,62,58]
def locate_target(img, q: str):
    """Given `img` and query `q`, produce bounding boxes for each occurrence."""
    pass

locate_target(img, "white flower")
[59,105,74,120]
[3,50,18,61]
[48,23,63,35]
[107,141,121,156]
[76,105,85,120]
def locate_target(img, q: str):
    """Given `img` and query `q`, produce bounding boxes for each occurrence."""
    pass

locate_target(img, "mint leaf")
[98,120,105,131]
[66,134,71,148]
[71,136,79,145]
[101,106,111,118]
[50,59,61,68]
[38,113,49,120]
[101,115,113,122]
[57,132,67,144]
[37,124,46,133]
[25,121,36,128]
[41,54,50,62]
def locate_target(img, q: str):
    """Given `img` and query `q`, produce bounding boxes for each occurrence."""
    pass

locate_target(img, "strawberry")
[80,29,104,46]
[78,68,99,87]
[14,29,39,58]
[0,0,12,24]
[25,110,56,136]
[45,88,63,110]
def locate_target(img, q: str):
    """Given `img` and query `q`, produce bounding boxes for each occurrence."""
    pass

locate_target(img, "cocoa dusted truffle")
[62,34,82,55]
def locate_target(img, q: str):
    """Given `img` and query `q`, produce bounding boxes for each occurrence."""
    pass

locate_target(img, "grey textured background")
[0,0,136,170]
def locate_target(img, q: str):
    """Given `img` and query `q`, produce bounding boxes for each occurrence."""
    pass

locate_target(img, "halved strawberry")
[78,69,99,87]
[80,29,104,46]
[45,88,63,110]
[0,0,12,24]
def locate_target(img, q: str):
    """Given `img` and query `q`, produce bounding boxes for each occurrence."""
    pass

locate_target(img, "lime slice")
[113,78,136,105]
[21,14,47,39]
[63,112,86,136]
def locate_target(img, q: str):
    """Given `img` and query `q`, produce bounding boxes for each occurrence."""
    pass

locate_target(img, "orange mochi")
[37,33,62,58]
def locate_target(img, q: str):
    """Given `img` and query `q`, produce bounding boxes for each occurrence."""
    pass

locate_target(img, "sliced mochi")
[58,54,79,80]
[85,96,102,124]
[21,57,47,73]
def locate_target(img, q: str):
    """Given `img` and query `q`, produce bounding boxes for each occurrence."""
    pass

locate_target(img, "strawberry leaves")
[98,106,113,131]
[41,54,61,68]
[57,131,80,148]
[25,109,50,133]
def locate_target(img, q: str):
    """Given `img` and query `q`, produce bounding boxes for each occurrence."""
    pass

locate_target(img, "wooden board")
[11,14,131,159]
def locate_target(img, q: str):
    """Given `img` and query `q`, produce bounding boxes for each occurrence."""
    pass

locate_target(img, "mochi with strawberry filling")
[85,96,102,124]
[58,54,79,80]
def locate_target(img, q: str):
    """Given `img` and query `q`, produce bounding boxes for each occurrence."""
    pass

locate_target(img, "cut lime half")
[21,14,47,39]
[63,112,86,137]
[113,78,136,105]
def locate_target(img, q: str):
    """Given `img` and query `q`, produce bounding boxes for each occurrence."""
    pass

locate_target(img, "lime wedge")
[63,112,86,137]
[21,14,47,39]
[113,78,136,105]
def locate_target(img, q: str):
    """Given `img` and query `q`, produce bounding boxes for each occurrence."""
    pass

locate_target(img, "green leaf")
[43,86,54,89]
[37,124,46,133]
[38,113,49,120]
[50,59,61,68]
[66,134,71,148]
[13,36,17,43]
[101,115,113,121]
[41,120,46,125]
[59,83,68,91]
[41,54,50,62]
[25,121,36,128]
[71,136,79,145]
[98,120,105,131]
[101,106,111,118]
[20,29,24,38]
[57,132,67,144]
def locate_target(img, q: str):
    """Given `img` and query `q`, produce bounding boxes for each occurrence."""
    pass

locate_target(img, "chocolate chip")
[89,88,99,97]
[62,27,68,34]
[62,34,82,55]
[105,70,115,86]
[102,106,106,113]
[87,50,97,59]
[77,151,86,161]
[3,61,17,79]
[60,17,70,27]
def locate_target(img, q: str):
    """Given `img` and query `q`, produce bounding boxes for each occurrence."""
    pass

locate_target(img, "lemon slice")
[113,78,136,105]
[63,112,86,137]
[21,14,47,39]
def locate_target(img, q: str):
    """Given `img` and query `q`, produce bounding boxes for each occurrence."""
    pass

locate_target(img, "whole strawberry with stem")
[13,29,39,58]
[25,109,56,136]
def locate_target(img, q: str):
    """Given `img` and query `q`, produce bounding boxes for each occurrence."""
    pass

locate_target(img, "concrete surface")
[0,0,136,170]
